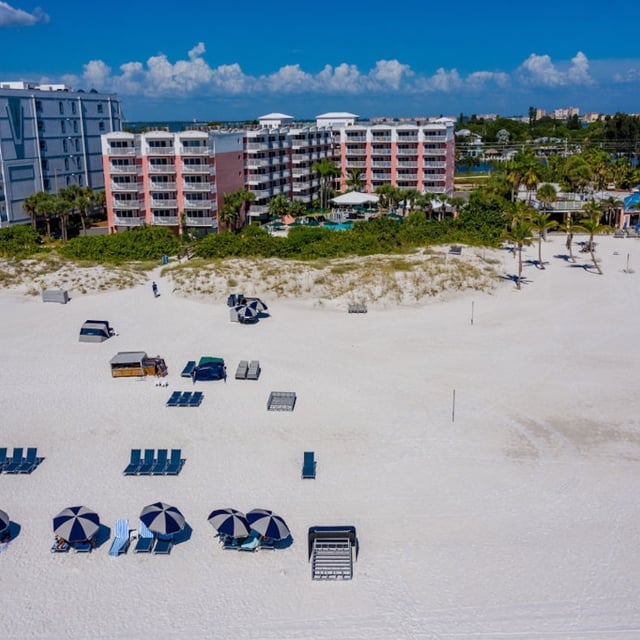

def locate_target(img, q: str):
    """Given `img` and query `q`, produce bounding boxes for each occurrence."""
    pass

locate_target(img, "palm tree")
[53,195,71,243]
[529,211,558,269]
[558,213,584,263]
[34,191,56,239]
[23,193,40,229]
[579,201,609,275]
[503,217,534,289]
[535,183,557,215]
[311,159,339,210]
[218,188,255,231]
[399,188,420,216]
[268,194,290,219]
[600,195,623,227]
[345,168,365,192]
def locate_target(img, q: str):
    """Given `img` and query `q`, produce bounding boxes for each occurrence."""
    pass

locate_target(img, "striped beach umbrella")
[233,304,258,321]
[207,508,250,538]
[140,502,185,536]
[246,509,291,541]
[245,298,268,313]
[0,509,9,533]
[53,506,100,543]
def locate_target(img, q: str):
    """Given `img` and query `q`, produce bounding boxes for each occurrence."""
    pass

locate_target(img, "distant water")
[123,120,251,132]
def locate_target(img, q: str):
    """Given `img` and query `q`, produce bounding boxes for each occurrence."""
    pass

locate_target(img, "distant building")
[0,82,122,226]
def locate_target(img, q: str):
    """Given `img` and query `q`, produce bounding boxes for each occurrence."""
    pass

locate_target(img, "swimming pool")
[324,221,353,231]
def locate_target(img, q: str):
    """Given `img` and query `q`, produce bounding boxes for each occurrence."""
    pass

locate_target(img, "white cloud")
[58,46,606,101]
[517,51,593,86]
[0,2,49,27]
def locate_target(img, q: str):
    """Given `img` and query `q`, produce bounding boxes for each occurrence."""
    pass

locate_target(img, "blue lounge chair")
[166,391,181,407]
[0,447,7,472]
[18,447,38,473]
[188,391,203,407]
[239,530,261,552]
[74,541,93,553]
[109,519,130,556]
[134,521,155,553]
[302,451,316,479]
[165,449,183,475]
[181,361,196,377]
[4,447,24,474]
[177,392,193,407]
[153,535,173,554]
[151,449,168,475]
[137,449,156,475]
[123,449,142,475]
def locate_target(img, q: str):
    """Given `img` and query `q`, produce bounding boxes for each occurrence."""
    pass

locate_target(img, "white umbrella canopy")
[331,192,379,206]
[53,506,100,542]
[140,502,185,536]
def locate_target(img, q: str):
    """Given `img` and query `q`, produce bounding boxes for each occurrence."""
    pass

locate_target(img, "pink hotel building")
[102,112,454,233]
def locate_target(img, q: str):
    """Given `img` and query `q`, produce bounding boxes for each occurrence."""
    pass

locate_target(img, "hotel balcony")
[292,167,310,177]
[346,160,367,168]
[423,161,446,168]
[371,173,392,181]
[250,188,272,199]
[370,148,392,155]
[109,164,138,174]
[178,146,209,156]
[345,134,367,142]
[397,161,418,168]
[182,182,214,192]
[422,134,446,142]
[246,142,269,152]
[149,181,177,190]
[181,163,213,174]
[145,147,175,156]
[184,214,218,227]
[149,198,178,208]
[106,147,136,156]
[148,163,176,173]
[371,160,392,168]
[371,134,392,142]
[397,134,418,142]
[183,198,213,210]
[396,147,418,156]
[112,198,142,209]
[151,214,179,226]
[110,181,139,192]
[113,215,144,226]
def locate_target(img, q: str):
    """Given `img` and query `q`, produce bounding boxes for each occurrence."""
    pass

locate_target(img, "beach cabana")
[191,357,226,381]
[110,352,167,378]
[79,320,113,343]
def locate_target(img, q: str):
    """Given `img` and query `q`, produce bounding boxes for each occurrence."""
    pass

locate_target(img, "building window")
[43,179,50,190]
[61,121,66,134]
[37,120,44,132]
[39,140,47,151]
[35,100,42,112]
[71,102,76,115]
[64,159,69,170]
[73,121,78,133]
[75,139,80,152]
[41,159,48,170]
[59,101,64,115]
[63,140,68,152]
[97,103,104,114]
[99,121,105,132]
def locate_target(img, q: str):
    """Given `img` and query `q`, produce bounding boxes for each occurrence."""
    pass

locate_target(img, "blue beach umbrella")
[207,508,250,538]
[140,502,185,536]
[0,509,9,533]
[53,506,100,543]
[246,509,291,541]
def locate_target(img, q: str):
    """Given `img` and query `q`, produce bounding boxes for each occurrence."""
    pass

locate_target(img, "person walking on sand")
[152,281,159,298]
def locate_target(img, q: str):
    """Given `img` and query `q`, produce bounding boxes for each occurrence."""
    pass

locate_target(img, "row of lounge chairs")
[235,360,261,380]
[123,448,184,476]
[218,530,289,552]
[166,390,204,407]
[0,447,43,474]
[107,520,173,555]
[347,303,367,313]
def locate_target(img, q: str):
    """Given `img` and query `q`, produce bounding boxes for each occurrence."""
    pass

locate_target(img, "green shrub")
[0,225,42,257]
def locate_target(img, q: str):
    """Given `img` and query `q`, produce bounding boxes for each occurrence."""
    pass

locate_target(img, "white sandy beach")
[1,234,639,640]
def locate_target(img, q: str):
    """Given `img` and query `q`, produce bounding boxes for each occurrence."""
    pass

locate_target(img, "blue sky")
[1,0,639,122]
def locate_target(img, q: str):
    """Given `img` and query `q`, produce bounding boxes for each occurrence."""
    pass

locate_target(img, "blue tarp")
[624,193,640,211]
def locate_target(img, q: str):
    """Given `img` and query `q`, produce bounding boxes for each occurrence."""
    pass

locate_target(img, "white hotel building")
[0,81,122,226]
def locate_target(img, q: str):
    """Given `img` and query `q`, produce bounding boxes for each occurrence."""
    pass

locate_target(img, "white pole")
[452,389,456,423]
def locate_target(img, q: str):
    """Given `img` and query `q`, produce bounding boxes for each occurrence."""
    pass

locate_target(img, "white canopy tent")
[330,192,380,206]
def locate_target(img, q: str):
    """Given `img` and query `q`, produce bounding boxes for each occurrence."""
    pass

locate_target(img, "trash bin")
[161,255,169,265]
[227,294,236,307]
